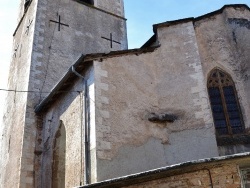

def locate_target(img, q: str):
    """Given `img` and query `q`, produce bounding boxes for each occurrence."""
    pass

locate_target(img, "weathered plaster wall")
[37,0,127,97]
[123,163,241,188]
[4,3,250,188]
[1,0,127,187]
[33,0,127,186]
[195,6,250,155]
[17,0,29,23]
[52,121,66,188]
[95,0,124,17]
[93,21,218,181]
[0,0,38,187]
[40,66,94,188]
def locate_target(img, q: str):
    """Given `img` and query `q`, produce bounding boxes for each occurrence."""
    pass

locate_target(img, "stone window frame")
[240,168,250,188]
[207,68,245,137]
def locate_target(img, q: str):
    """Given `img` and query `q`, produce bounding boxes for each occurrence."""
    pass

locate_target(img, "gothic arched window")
[207,68,244,136]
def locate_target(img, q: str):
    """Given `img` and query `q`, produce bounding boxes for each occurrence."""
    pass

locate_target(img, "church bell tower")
[0,0,127,187]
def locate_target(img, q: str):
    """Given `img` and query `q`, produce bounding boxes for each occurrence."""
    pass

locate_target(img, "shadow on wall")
[52,121,66,188]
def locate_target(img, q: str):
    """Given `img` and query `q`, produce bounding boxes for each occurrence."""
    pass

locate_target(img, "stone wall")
[36,5,250,186]
[32,1,127,185]
[195,6,250,155]
[93,20,218,182]
[91,6,250,181]
[1,0,127,187]
[95,0,124,17]
[0,0,38,187]
[3,3,250,187]
[77,154,249,188]
[40,66,94,188]
[36,0,127,97]
[123,163,241,188]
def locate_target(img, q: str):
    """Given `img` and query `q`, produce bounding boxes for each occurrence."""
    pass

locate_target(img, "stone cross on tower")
[0,0,127,187]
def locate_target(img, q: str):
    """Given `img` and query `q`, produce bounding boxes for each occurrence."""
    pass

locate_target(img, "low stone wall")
[79,154,250,188]
[124,164,240,188]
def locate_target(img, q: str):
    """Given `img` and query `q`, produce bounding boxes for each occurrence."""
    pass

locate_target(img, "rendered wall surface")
[37,5,250,185]
[0,0,38,187]
[92,6,250,181]
[1,0,127,187]
[3,3,250,188]
[195,6,250,155]
[36,0,127,97]
[93,21,219,181]
[40,66,94,188]
[95,0,125,17]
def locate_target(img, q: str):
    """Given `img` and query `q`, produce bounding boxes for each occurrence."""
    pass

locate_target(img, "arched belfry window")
[80,0,94,5]
[207,68,244,136]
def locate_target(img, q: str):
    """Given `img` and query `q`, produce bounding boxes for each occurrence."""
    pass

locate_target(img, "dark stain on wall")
[228,18,250,29]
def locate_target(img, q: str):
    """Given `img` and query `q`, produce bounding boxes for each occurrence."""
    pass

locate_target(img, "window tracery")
[207,68,244,136]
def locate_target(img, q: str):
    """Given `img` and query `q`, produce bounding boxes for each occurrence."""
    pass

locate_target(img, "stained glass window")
[207,69,244,136]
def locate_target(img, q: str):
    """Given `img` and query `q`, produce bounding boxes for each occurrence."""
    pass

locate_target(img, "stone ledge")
[217,134,250,146]
[76,152,250,188]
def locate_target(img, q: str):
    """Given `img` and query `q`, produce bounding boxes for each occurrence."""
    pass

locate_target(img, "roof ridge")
[153,4,250,32]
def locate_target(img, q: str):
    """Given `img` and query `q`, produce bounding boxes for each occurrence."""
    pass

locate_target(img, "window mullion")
[218,72,232,135]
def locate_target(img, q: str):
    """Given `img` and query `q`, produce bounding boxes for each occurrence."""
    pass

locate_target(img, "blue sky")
[125,0,250,48]
[0,0,250,124]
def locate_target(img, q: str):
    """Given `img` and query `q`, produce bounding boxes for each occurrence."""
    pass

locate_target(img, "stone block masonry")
[125,164,241,188]
[94,62,112,161]
[78,154,248,188]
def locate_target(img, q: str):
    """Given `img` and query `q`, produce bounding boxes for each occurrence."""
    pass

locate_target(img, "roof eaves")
[84,46,159,61]
[195,4,250,22]
[153,4,250,32]
[34,47,159,114]
[141,34,157,48]
[77,152,250,188]
[153,17,194,33]
[34,54,86,114]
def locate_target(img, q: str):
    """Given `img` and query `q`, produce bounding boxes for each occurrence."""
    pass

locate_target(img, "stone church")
[1,0,250,187]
